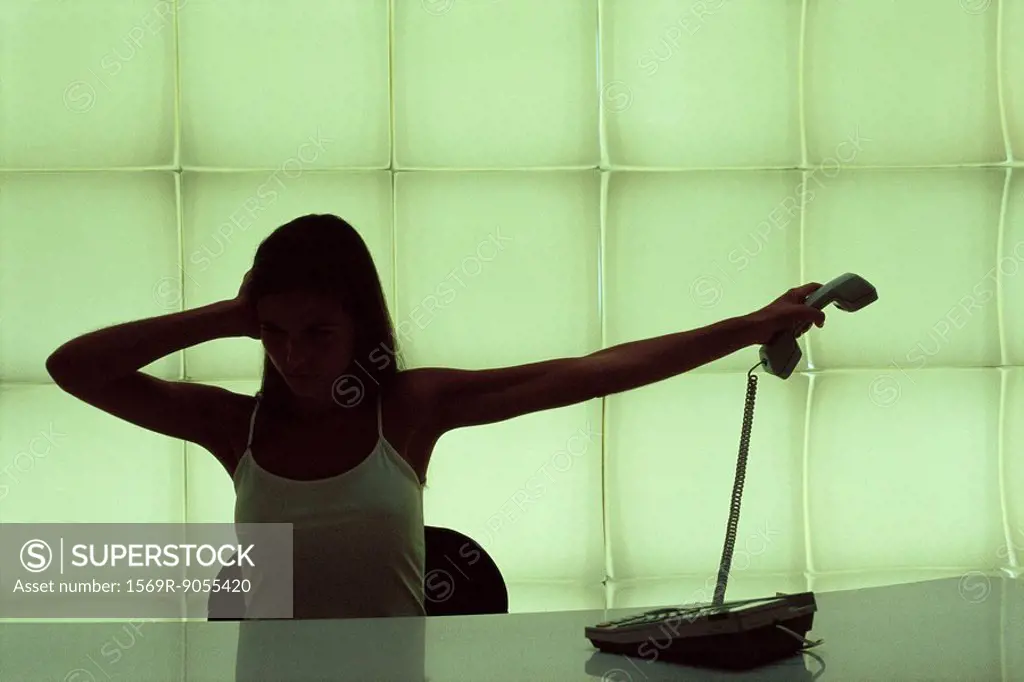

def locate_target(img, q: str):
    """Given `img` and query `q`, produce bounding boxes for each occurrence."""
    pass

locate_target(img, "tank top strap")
[376,391,383,440]
[246,391,262,452]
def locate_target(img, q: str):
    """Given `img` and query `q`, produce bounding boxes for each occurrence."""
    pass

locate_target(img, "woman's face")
[256,291,356,398]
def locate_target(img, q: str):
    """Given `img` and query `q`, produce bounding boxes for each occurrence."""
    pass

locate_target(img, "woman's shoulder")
[387,369,438,419]
[387,369,450,435]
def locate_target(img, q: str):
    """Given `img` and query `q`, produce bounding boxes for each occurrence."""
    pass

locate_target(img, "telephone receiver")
[759,273,879,379]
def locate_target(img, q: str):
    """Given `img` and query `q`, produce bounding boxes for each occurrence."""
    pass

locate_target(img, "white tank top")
[232,390,426,619]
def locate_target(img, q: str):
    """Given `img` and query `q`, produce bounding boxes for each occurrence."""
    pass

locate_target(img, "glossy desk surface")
[2,575,1020,681]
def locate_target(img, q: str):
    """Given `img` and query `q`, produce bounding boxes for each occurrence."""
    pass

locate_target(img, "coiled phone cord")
[711,360,761,607]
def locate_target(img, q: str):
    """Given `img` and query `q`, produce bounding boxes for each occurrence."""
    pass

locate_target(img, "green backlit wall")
[1,0,1022,624]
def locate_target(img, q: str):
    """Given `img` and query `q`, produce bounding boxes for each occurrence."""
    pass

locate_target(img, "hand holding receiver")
[747,283,827,346]
[757,273,878,379]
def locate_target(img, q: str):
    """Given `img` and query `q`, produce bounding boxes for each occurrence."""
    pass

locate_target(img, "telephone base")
[585,592,818,671]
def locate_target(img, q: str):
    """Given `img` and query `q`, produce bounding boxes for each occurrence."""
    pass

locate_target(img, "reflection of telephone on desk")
[585,273,879,673]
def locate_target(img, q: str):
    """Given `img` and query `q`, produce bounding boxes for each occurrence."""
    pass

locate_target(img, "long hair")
[247,214,403,412]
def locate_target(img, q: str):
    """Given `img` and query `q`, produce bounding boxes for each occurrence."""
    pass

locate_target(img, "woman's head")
[246,214,402,410]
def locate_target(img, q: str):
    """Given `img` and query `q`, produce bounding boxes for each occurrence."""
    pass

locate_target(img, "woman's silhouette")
[45,213,826,678]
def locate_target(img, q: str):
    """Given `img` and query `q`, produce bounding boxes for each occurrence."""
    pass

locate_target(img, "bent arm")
[46,301,246,386]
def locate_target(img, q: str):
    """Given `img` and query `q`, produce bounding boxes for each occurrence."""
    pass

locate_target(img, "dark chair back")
[423,525,508,616]
[208,525,507,619]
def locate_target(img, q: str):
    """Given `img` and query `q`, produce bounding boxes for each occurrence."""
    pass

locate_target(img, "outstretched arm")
[417,283,825,435]
[423,314,757,431]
